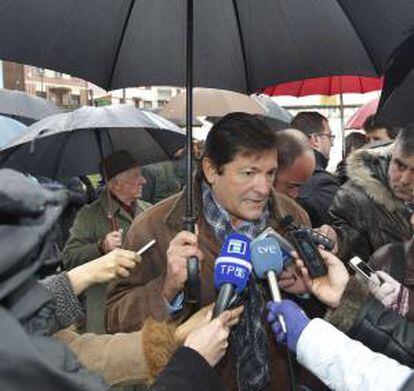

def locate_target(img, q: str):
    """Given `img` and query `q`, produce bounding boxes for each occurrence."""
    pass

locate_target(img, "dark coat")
[297,150,339,227]
[0,169,107,391]
[151,347,226,391]
[328,145,413,262]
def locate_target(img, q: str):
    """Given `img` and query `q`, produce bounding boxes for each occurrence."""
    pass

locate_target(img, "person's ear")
[202,157,219,186]
[308,134,319,150]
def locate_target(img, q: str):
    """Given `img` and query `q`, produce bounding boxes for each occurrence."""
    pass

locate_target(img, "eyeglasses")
[312,133,335,141]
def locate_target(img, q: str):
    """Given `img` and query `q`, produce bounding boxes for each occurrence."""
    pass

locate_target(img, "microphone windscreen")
[214,233,252,294]
[250,237,284,279]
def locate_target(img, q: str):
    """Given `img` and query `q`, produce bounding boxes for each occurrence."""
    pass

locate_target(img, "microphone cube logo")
[227,239,247,255]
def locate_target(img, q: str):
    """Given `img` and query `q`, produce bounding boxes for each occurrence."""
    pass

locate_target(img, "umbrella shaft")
[185,0,194,226]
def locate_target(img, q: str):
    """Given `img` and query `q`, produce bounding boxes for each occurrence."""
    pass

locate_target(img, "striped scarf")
[202,181,271,390]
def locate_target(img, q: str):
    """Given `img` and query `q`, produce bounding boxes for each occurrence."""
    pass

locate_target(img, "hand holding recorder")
[295,248,349,308]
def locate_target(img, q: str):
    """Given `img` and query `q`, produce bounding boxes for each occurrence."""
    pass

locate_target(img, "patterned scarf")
[202,181,271,390]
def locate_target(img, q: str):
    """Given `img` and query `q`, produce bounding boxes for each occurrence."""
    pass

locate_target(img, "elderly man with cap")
[62,150,151,270]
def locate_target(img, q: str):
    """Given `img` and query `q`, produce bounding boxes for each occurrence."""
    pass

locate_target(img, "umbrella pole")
[339,93,345,158]
[185,0,200,305]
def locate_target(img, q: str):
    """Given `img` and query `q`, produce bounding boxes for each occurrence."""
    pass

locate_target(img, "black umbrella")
[0,104,185,177]
[376,34,414,128]
[0,88,60,125]
[1,0,414,302]
[0,1,413,92]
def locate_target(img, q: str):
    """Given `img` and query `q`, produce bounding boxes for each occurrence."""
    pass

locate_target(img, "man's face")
[366,128,390,143]
[113,167,146,205]
[318,120,334,158]
[388,145,414,202]
[203,149,278,226]
[274,152,316,199]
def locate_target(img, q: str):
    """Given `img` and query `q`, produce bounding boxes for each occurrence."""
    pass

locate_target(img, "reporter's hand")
[278,265,309,295]
[369,271,401,307]
[102,229,123,253]
[315,224,339,254]
[162,231,204,302]
[176,305,243,343]
[184,307,243,367]
[67,249,140,295]
[295,249,349,308]
[266,300,309,353]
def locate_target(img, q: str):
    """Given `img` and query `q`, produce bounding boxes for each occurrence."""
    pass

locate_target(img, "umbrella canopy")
[0,115,27,148]
[262,76,383,97]
[376,67,414,128]
[376,35,414,128]
[346,98,379,130]
[0,89,60,125]
[0,104,185,178]
[0,1,413,93]
[250,94,293,123]
[159,88,266,122]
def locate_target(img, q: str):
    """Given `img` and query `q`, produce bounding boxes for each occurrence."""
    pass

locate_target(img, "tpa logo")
[227,239,247,255]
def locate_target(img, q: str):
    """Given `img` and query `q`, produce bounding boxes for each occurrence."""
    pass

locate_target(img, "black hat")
[0,169,68,300]
[100,150,138,181]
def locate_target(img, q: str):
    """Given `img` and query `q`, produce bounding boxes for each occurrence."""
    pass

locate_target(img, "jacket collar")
[314,149,328,170]
[346,144,404,212]
[99,189,139,222]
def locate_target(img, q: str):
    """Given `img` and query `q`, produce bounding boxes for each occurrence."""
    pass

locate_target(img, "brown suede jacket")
[105,174,325,391]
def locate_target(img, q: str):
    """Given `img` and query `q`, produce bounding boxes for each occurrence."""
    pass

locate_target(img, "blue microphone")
[251,236,286,331]
[213,233,252,318]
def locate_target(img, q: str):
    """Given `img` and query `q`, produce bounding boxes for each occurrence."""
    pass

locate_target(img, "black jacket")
[326,278,414,368]
[152,347,226,391]
[298,150,339,227]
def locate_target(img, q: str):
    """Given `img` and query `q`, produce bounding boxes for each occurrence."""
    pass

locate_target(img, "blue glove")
[266,300,310,353]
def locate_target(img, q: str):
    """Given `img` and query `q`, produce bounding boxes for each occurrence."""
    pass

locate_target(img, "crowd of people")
[2,109,414,391]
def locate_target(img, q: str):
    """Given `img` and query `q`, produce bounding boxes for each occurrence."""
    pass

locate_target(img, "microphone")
[251,237,287,332]
[213,233,252,318]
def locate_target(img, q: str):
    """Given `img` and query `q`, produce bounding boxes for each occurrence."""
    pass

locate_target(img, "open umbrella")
[0,0,413,302]
[250,94,293,123]
[262,75,383,97]
[0,88,60,125]
[0,104,185,178]
[346,98,379,130]
[376,67,414,128]
[0,115,27,148]
[376,34,414,128]
[262,75,383,155]
[160,87,266,123]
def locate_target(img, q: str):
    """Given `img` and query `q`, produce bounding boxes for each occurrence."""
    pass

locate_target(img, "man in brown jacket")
[106,112,321,390]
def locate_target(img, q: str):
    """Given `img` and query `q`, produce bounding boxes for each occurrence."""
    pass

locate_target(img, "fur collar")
[346,144,401,212]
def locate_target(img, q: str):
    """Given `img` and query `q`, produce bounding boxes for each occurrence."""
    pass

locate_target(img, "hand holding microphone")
[213,233,252,318]
[266,300,310,353]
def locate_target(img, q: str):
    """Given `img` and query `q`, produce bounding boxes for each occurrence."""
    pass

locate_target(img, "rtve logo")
[257,245,279,254]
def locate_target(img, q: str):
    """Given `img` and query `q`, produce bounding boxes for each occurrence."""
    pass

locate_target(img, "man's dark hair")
[274,128,312,171]
[203,112,278,174]
[363,114,400,140]
[394,126,414,156]
[345,132,367,157]
[290,111,328,137]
